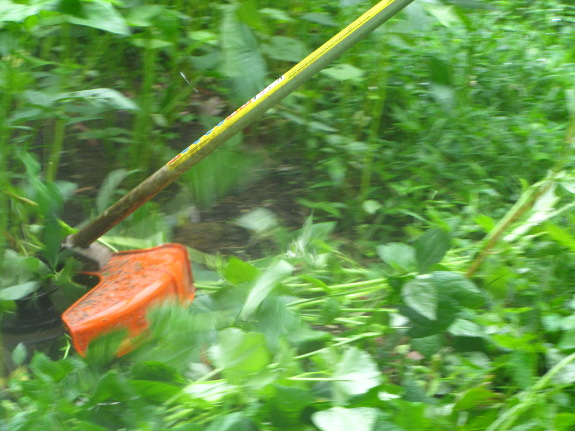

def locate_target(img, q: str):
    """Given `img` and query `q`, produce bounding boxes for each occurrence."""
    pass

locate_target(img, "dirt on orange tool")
[62,244,194,356]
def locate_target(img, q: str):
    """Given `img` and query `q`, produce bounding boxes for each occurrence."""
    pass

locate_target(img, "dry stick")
[70,0,414,249]
[466,118,575,278]
[465,179,555,278]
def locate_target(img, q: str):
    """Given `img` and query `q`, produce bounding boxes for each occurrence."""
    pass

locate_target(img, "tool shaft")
[71,0,414,248]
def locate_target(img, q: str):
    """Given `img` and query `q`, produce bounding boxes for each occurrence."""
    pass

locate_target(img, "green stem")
[467,116,575,278]
[359,38,388,205]
[465,177,555,278]
[133,33,156,170]
[485,351,575,431]
[45,117,66,183]
[294,332,380,359]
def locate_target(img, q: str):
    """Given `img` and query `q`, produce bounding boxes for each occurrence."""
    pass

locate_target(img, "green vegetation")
[2,0,575,429]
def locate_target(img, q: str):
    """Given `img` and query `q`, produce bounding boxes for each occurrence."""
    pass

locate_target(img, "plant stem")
[294,332,380,359]
[465,177,555,278]
[467,116,575,278]
[485,351,575,431]
[45,117,66,183]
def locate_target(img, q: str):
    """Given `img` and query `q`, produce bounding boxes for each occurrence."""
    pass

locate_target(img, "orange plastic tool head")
[62,243,195,356]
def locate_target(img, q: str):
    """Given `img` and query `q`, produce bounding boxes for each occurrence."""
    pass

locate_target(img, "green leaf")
[221,4,267,102]
[333,348,381,400]
[454,386,500,410]
[448,319,484,337]
[96,169,134,214]
[224,257,259,285]
[57,0,84,17]
[301,12,338,27]
[30,354,84,383]
[321,64,365,82]
[377,243,417,273]
[266,385,315,427]
[66,0,130,35]
[403,276,438,320]
[209,328,270,385]
[263,36,307,62]
[240,260,293,319]
[415,229,451,273]
[312,407,378,431]
[434,271,485,309]
[0,1,41,23]
[131,361,182,383]
[11,343,28,367]
[62,88,139,111]
[130,380,184,403]
[411,334,443,358]
[0,280,39,300]
[126,5,167,27]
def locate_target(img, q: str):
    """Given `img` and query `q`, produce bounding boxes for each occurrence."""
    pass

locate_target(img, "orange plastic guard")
[62,243,195,356]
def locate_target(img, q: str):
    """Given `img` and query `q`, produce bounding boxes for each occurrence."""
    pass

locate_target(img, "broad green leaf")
[130,380,184,403]
[403,276,438,320]
[209,328,270,385]
[57,0,83,16]
[0,1,41,23]
[401,301,457,338]
[301,12,338,27]
[254,296,302,351]
[221,4,267,102]
[474,213,496,233]
[67,0,130,35]
[126,5,167,27]
[263,36,307,62]
[506,350,536,389]
[434,271,484,309]
[321,64,365,82]
[448,319,484,337]
[11,343,27,367]
[88,369,132,405]
[425,4,462,27]
[312,407,378,431]
[411,334,443,358]
[545,222,575,251]
[333,348,381,399]
[224,257,259,285]
[131,361,182,383]
[377,242,417,273]
[96,169,134,214]
[266,385,315,427]
[0,280,39,300]
[454,386,501,410]
[415,229,451,273]
[259,8,295,23]
[30,354,84,383]
[63,88,139,111]
[240,260,293,319]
